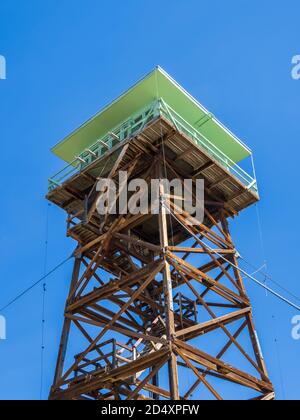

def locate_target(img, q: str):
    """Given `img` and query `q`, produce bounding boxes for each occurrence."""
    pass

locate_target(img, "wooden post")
[52,255,81,387]
[158,161,180,401]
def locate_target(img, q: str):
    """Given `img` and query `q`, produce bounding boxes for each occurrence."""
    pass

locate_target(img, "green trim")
[51,67,251,164]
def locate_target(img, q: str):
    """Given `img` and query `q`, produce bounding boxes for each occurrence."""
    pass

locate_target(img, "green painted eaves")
[52,66,251,164]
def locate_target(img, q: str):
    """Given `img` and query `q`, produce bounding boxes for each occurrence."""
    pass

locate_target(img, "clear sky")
[0,0,300,400]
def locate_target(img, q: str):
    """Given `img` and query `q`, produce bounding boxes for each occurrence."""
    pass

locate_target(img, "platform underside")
[47,116,258,248]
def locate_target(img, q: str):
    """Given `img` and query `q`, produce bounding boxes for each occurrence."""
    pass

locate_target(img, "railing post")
[132,345,137,384]
[112,339,117,369]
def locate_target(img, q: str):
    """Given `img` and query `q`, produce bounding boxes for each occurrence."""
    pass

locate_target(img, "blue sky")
[0,0,300,400]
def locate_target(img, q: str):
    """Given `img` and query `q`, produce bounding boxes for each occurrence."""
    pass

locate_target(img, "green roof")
[52,66,251,164]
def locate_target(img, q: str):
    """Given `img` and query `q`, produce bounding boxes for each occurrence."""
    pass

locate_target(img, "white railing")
[48,99,258,194]
[159,99,257,193]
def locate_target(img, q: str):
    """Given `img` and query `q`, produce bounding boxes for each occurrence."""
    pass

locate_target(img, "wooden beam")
[158,162,180,401]
[192,161,215,178]
[175,348,222,400]
[87,144,129,222]
[176,308,251,338]
[168,246,235,255]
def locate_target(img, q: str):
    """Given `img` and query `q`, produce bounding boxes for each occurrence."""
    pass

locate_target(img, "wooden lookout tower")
[47,67,274,400]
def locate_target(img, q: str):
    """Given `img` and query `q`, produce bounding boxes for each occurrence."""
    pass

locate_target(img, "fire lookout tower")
[47,67,274,400]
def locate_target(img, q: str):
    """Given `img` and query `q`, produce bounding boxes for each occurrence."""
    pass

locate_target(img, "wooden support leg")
[51,255,82,390]
[158,162,179,401]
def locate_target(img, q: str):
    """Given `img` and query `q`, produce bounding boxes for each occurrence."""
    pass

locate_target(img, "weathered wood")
[176,308,251,338]
[49,139,273,401]
[175,348,223,400]
[175,340,273,393]
[52,256,81,387]
[158,162,180,401]
[87,144,129,221]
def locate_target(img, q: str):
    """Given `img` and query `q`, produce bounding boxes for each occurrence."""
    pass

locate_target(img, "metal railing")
[48,101,160,191]
[48,99,258,193]
[159,99,258,193]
